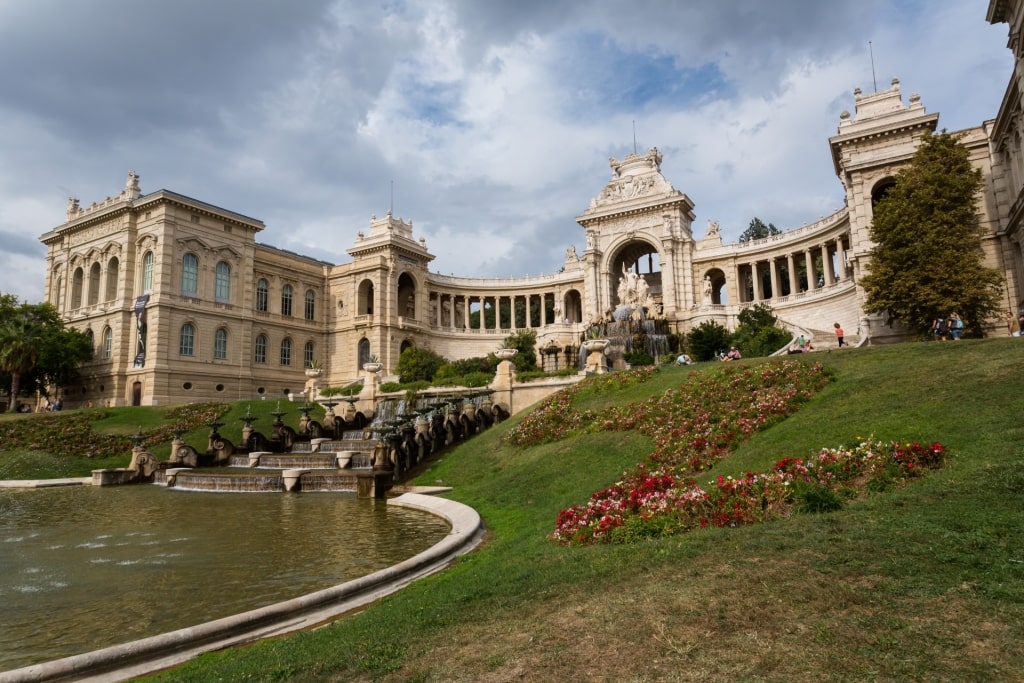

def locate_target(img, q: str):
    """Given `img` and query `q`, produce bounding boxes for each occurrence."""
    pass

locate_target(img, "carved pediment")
[589,147,677,209]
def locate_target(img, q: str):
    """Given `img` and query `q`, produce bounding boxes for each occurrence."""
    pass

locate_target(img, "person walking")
[833,322,845,348]
[949,313,964,340]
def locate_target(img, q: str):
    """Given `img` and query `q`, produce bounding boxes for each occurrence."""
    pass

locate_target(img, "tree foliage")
[395,346,447,384]
[687,320,730,361]
[738,217,781,243]
[860,130,1003,335]
[501,329,539,372]
[0,294,92,405]
[731,303,790,357]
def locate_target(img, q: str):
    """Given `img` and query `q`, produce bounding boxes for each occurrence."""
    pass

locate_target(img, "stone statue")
[635,275,650,306]
[66,196,80,219]
[705,220,720,238]
[703,275,713,303]
[565,245,577,260]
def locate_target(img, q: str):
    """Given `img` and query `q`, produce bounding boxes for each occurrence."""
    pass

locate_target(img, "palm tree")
[0,311,41,410]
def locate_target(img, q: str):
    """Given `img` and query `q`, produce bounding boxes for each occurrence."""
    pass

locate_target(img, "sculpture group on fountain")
[614,263,662,323]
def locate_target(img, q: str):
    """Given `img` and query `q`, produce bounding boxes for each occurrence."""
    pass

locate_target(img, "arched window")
[256,278,269,312]
[102,326,113,359]
[254,334,267,363]
[71,268,83,309]
[84,328,94,359]
[281,284,293,317]
[179,323,195,356]
[358,279,374,315]
[181,253,198,296]
[214,328,228,360]
[303,341,315,368]
[105,257,119,301]
[215,261,230,302]
[280,337,292,365]
[142,251,154,292]
[358,338,371,367]
[54,275,62,310]
[88,262,101,305]
[304,289,315,321]
[397,272,416,319]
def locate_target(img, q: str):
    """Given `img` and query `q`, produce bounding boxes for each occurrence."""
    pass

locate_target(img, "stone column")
[822,244,834,285]
[768,257,780,301]
[751,262,763,301]
[787,253,798,295]
[805,249,817,291]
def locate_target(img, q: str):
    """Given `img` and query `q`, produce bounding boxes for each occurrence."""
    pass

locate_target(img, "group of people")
[932,313,965,341]
[673,347,742,365]
[787,334,815,354]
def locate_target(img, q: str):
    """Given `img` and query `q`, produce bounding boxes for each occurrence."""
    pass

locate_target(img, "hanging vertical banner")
[133,294,150,367]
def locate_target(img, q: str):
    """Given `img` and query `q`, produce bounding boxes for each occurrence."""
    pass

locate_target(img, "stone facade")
[38,7,1024,406]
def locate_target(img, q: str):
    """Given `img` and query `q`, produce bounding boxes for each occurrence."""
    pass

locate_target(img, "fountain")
[581,263,673,371]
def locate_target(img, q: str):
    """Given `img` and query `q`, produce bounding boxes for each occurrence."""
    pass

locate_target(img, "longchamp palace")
[37,1,1024,408]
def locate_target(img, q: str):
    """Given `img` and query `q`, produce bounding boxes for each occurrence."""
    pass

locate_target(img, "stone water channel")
[0,485,450,673]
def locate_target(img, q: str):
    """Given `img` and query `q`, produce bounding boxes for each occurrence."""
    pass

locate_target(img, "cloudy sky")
[0,0,1012,303]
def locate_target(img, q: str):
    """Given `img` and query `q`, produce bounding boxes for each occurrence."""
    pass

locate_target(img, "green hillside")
[6,338,1024,681]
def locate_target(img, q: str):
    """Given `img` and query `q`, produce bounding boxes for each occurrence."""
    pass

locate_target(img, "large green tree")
[738,217,781,243]
[860,131,1003,335]
[0,294,92,407]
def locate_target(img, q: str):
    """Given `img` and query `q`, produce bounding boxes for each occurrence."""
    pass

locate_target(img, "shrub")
[687,320,730,361]
[395,347,447,384]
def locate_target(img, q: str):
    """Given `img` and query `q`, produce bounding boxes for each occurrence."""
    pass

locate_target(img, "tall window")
[142,251,154,292]
[88,263,100,305]
[256,278,269,312]
[280,338,292,365]
[179,323,195,356]
[281,284,293,317]
[304,289,315,320]
[181,254,198,296]
[304,341,315,368]
[214,328,228,360]
[102,326,112,359]
[254,334,267,363]
[215,261,230,302]
[71,267,84,309]
[105,257,119,301]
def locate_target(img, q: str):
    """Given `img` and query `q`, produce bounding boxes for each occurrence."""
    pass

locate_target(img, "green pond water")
[0,485,450,672]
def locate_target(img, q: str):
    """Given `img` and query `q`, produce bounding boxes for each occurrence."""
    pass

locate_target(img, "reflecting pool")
[0,485,450,672]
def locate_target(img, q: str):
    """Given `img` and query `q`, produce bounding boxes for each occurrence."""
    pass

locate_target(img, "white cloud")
[0,0,1012,305]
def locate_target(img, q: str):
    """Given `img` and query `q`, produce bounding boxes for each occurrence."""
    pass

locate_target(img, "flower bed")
[552,439,946,545]
[501,359,946,545]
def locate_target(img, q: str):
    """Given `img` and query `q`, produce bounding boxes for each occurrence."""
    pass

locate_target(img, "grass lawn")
[4,338,1024,681]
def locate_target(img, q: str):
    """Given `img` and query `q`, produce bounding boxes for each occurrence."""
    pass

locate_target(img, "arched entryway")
[609,239,662,314]
[702,268,728,305]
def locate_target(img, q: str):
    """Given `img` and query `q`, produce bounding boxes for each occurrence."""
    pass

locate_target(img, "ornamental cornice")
[576,194,692,227]
[829,115,939,148]
[133,191,265,231]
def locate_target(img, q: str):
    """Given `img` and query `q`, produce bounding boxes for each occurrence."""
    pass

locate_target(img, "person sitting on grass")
[722,347,742,361]
[675,353,692,366]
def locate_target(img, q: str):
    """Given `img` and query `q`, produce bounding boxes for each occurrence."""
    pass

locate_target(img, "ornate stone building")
[38,3,1024,407]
